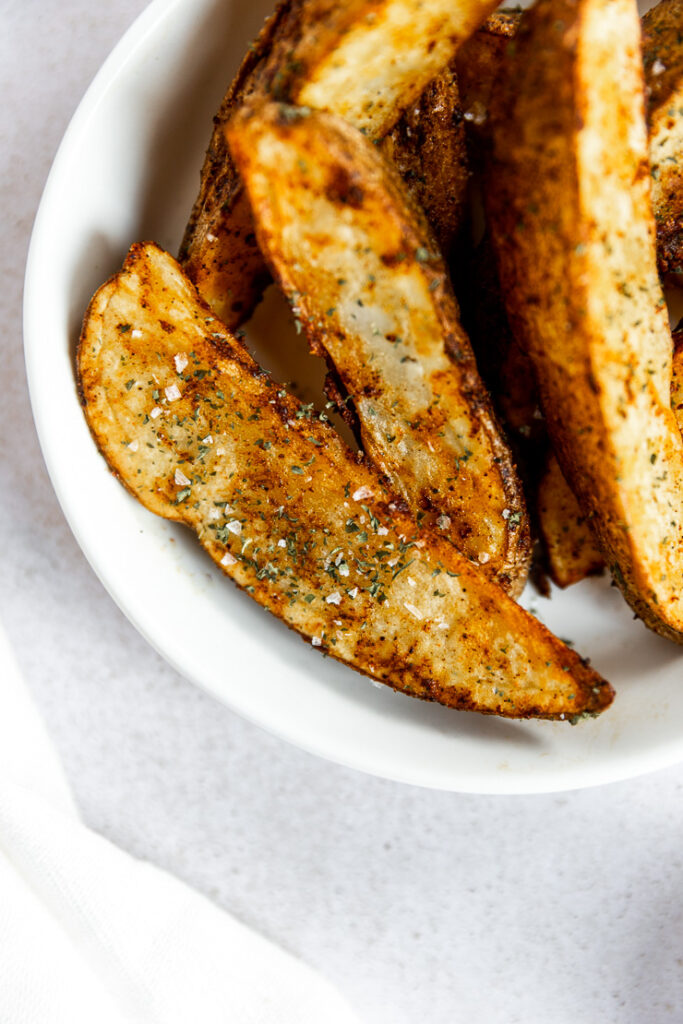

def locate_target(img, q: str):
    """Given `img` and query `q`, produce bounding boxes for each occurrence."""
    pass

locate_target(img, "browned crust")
[380,64,469,266]
[643,0,683,277]
[178,2,293,327]
[456,9,521,132]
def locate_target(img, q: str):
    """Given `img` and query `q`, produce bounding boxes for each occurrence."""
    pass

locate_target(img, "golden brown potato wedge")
[181,0,499,328]
[487,0,683,642]
[77,242,613,720]
[542,324,683,589]
[228,103,530,594]
[537,457,605,590]
[643,0,683,277]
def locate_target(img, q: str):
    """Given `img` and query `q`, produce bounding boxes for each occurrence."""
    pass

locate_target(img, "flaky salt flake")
[311,636,322,647]
[150,406,162,419]
[502,508,511,520]
[652,58,666,75]
[326,592,342,605]
[207,232,218,242]
[174,468,191,487]
[127,440,139,452]
[174,353,188,373]
[478,552,490,565]
[165,383,181,402]
[339,563,349,577]
[348,587,359,598]
[131,329,142,339]
[278,539,287,548]
[352,485,374,502]
[226,519,242,535]
[463,100,487,125]
[220,551,237,566]
[403,602,423,620]
[377,525,388,536]
[436,513,451,530]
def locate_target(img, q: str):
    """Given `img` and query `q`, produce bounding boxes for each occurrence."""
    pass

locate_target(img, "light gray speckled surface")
[3,2,683,1021]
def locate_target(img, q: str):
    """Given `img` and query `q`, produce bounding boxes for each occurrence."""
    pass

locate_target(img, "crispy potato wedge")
[537,457,605,590]
[181,0,499,328]
[77,242,613,719]
[543,324,683,589]
[643,0,683,277]
[228,103,530,594]
[487,0,683,642]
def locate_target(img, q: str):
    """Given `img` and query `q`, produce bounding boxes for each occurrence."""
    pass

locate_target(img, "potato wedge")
[537,457,605,590]
[228,103,530,594]
[643,0,683,277]
[181,0,499,328]
[77,242,613,720]
[542,324,683,589]
[487,0,683,642]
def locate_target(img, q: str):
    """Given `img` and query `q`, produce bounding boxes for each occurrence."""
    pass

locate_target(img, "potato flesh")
[77,242,613,719]
[296,0,497,136]
[229,105,529,593]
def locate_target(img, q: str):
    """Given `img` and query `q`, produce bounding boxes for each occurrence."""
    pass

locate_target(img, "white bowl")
[24,0,683,793]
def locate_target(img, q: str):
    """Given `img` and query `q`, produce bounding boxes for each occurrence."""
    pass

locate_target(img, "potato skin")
[537,457,605,589]
[456,10,520,138]
[380,64,469,268]
[536,329,683,590]
[77,241,613,720]
[487,0,683,642]
[643,0,683,278]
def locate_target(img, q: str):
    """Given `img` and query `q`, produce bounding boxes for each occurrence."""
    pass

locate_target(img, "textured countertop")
[3,2,683,1021]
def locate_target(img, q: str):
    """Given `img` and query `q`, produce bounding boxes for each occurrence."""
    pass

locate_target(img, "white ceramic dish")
[24,0,683,794]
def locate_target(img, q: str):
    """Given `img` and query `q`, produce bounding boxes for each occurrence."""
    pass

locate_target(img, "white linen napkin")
[0,621,361,1023]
